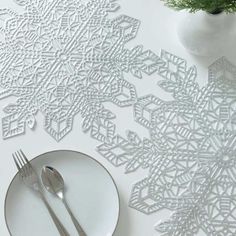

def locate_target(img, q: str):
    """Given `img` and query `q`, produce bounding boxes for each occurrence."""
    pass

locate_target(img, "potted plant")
[161,0,236,56]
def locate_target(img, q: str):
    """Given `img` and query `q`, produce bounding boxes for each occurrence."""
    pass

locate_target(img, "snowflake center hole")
[59,53,68,61]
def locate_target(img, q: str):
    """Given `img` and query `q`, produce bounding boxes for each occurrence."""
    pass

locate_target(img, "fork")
[13,150,70,236]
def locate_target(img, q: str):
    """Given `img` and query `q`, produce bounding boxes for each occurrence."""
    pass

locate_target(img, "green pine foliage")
[161,0,236,13]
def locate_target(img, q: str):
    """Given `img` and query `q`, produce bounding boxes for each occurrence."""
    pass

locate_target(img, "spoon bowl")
[42,166,65,199]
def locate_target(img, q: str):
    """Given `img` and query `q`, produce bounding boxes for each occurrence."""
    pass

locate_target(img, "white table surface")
[0,0,236,236]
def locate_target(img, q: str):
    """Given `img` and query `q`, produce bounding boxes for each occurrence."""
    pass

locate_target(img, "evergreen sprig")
[161,0,236,13]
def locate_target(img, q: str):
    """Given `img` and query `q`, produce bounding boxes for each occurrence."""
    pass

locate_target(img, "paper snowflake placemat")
[0,0,236,235]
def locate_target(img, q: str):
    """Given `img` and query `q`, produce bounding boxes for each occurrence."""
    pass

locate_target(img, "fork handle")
[41,195,70,236]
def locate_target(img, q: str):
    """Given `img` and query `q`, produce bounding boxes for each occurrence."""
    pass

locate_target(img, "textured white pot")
[177,11,236,56]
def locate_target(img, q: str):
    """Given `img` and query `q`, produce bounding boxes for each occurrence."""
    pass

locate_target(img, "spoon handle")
[62,199,87,236]
[41,194,70,236]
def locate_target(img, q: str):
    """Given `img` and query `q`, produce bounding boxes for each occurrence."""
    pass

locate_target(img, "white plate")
[5,150,120,236]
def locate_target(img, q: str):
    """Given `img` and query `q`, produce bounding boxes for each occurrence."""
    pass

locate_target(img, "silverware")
[13,150,70,236]
[41,166,87,236]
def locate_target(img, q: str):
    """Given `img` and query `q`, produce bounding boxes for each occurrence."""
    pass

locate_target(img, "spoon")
[41,166,87,236]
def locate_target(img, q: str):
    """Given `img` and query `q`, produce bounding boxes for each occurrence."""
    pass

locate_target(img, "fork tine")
[13,151,26,176]
[16,151,25,169]
[17,150,31,177]
[17,150,27,166]
[19,149,30,165]
[15,152,25,176]
[13,153,21,171]
[14,151,23,168]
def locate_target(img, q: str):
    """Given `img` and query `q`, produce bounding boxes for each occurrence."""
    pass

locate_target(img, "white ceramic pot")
[177,11,236,56]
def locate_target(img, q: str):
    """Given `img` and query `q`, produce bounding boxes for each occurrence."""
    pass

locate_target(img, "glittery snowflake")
[98,53,236,235]
[0,0,162,141]
[155,57,236,236]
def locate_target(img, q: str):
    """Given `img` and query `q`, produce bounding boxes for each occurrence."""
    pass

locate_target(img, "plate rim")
[4,149,121,236]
